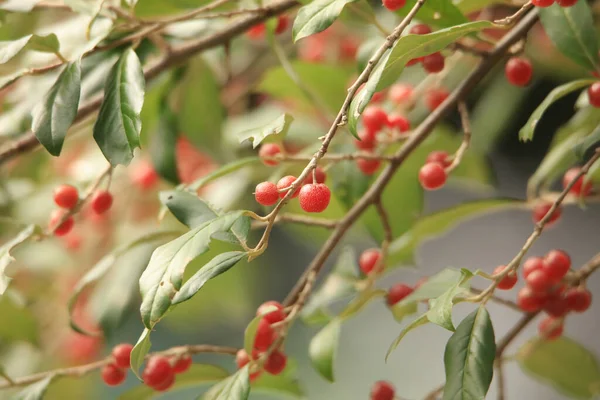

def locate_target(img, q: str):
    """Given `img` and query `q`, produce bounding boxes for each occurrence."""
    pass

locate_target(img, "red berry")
[406,57,423,66]
[142,356,173,388]
[588,82,600,107]
[101,363,126,386]
[91,190,113,215]
[564,287,592,312]
[493,265,518,290]
[538,317,563,340]
[418,163,447,190]
[247,23,266,39]
[131,161,159,190]
[562,167,592,196]
[153,372,175,391]
[505,57,533,87]
[532,202,561,226]
[236,349,251,369]
[532,0,555,7]
[387,114,411,133]
[298,184,331,213]
[371,91,386,103]
[425,151,451,168]
[275,15,289,34]
[359,249,381,275]
[357,158,381,175]
[355,129,377,150]
[523,256,544,279]
[49,209,74,237]
[409,24,432,35]
[526,269,555,293]
[362,106,388,132]
[53,184,79,209]
[382,0,406,11]
[544,250,571,281]
[389,83,413,104]
[173,355,192,374]
[264,350,287,375]
[304,167,327,184]
[276,176,300,199]
[543,294,569,317]
[422,52,445,74]
[340,38,359,61]
[258,143,282,166]
[112,343,133,369]
[256,301,286,324]
[255,182,279,206]
[425,88,449,111]
[556,0,578,6]
[254,319,276,351]
[371,380,395,400]
[386,284,414,306]
[517,286,547,312]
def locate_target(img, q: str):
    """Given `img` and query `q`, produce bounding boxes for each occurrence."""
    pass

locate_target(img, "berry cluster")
[418,150,451,190]
[505,57,533,87]
[532,0,577,8]
[247,15,289,40]
[404,24,447,75]
[370,380,396,400]
[297,24,359,63]
[235,301,289,381]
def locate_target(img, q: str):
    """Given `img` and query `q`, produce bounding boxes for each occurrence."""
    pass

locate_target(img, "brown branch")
[446,101,471,173]
[284,10,540,306]
[0,344,237,389]
[495,2,534,25]
[469,287,521,312]
[572,252,600,284]
[495,361,506,400]
[251,213,338,229]
[424,383,445,400]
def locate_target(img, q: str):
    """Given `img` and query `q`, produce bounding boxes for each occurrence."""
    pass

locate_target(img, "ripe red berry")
[523,256,544,279]
[387,114,411,133]
[264,350,287,375]
[275,15,289,34]
[258,143,282,166]
[256,301,286,324]
[355,129,377,150]
[357,158,381,175]
[49,209,74,237]
[173,355,192,374]
[254,319,277,351]
[131,162,159,190]
[371,380,395,400]
[53,184,79,209]
[276,176,300,199]
[425,88,449,111]
[532,202,561,225]
[255,182,279,206]
[386,283,414,306]
[532,0,555,7]
[247,23,266,39]
[409,24,432,35]
[102,363,126,386]
[564,287,592,312]
[422,52,445,74]
[538,317,563,340]
[91,190,113,215]
[235,349,251,369]
[298,183,331,213]
[562,167,592,196]
[304,167,327,184]
[425,151,451,168]
[362,106,388,132]
[112,343,133,369]
[543,294,569,317]
[493,265,518,290]
[142,356,173,388]
[517,286,547,312]
[359,249,381,275]
[382,0,406,11]
[406,57,423,66]
[526,269,555,293]
[389,83,413,104]
[588,82,600,107]
[505,57,533,87]
[153,372,175,391]
[544,250,571,281]
[418,162,447,190]
[556,0,577,6]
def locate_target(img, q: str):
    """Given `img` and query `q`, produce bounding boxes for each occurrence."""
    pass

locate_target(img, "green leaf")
[386,314,429,360]
[31,61,81,156]
[160,190,218,229]
[339,289,386,320]
[395,0,467,28]
[238,113,294,149]
[119,364,229,400]
[243,314,265,356]
[518,337,600,399]
[348,21,495,134]
[519,79,595,142]
[0,292,38,345]
[93,48,145,166]
[130,328,152,379]
[0,36,33,64]
[309,319,341,382]
[387,200,520,267]
[150,105,179,184]
[539,2,599,71]
[400,268,470,303]
[27,34,61,54]
[427,269,474,331]
[575,124,600,159]
[172,251,247,305]
[253,372,304,398]
[0,225,38,295]
[0,0,41,12]
[14,376,53,400]
[391,301,418,323]
[293,0,358,42]
[443,307,496,400]
[0,34,61,65]
[202,366,250,400]
[139,212,244,328]
[188,157,260,191]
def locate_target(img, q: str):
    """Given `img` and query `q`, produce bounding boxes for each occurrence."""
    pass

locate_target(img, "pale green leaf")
[309,319,341,382]
[203,366,250,400]
[0,34,60,65]
[395,0,467,28]
[238,113,294,149]
[14,376,52,400]
[293,0,358,42]
[0,225,38,295]
[130,328,152,379]
[386,314,429,361]
[426,269,474,331]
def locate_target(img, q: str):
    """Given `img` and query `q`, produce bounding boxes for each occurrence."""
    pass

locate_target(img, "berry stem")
[445,102,472,173]
[495,2,534,26]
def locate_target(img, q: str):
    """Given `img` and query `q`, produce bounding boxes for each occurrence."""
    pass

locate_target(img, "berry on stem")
[355,129,377,151]
[131,162,159,190]
[422,52,445,74]
[544,250,571,281]
[359,249,381,275]
[275,15,289,34]
[526,269,555,293]
[142,356,174,388]
[505,57,533,87]
[247,23,266,39]
[538,317,563,340]
[562,167,592,196]
[370,380,395,400]
[362,106,388,132]
[254,319,277,351]
[532,0,555,7]
[49,209,74,237]
[256,301,286,324]
[517,286,547,312]
[255,182,279,206]
[543,295,569,317]
[276,176,300,198]
[102,363,126,386]
[173,355,192,374]
[153,373,175,391]
[425,88,449,111]
[389,83,413,104]
[418,163,447,190]
[54,184,79,209]
[357,158,381,176]
[91,190,113,215]
[409,24,432,35]
[532,202,561,225]
[259,143,282,166]
[493,265,518,290]
[386,283,413,306]
[387,114,410,133]
[304,167,327,184]
[426,150,451,168]
[588,82,600,107]
[264,350,287,375]
[112,343,133,369]
[564,287,592,312]
[523,256,544,279]
[236,349,251,369]
[382,0,406,11]
[298,184,331,213]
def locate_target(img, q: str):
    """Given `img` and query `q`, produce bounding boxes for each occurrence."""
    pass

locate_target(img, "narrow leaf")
[14,376,53,400]
[0,36,33,64]
[130,328,152,379]
[159,190,218,229]
[243,314,266,356]
[575,124,600,159]
[32,61,81,156]
[203,366,250,400]
[519,79,595,141]
[394,0,467,28]
[93,48,145,166]
[150,105,179,184]
[27,34,60,54]
[188,157,260,191]
[237,113,294,149]
[443,307,496,400]
[293,0,358,42]
[0,225,38,295]
[253,372,304,398]
[386,314,429,360]
[309,319,341,382]
[391,301,418,323]
[427,269,474,331]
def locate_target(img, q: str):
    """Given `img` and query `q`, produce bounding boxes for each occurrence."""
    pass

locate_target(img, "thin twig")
[469,288,521,312]
[496,360,506,400]
[446,101,471,173]
[572,252,600,284]
[251,213,339,229]
[495,2,534,25]
[424,383,444,400]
